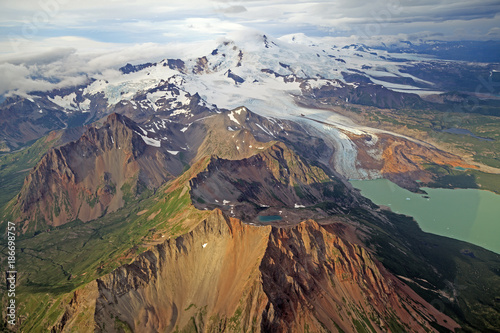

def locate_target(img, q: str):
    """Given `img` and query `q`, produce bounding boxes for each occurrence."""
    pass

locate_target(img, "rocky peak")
[104,112,141,130]
[164,58,186,73]
[119,62,154,74]
[71,113,149,159]
[13,113,172,233]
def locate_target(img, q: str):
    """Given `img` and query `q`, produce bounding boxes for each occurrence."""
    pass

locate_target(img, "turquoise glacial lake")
[258,215,283,222]
[350,178,500,254]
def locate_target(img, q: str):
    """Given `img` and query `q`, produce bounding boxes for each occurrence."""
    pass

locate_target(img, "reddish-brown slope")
[14,113,173,232]
[346,131,478,190]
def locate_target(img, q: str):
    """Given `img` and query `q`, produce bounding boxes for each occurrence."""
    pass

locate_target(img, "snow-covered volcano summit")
[1,32,489,182]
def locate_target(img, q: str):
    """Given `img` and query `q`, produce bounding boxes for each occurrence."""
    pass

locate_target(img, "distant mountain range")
[372,40,500,63]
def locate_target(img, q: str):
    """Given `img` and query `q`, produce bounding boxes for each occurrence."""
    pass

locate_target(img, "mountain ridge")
[55,210,459,333]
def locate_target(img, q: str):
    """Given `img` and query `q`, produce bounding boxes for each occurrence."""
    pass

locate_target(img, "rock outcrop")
[189,142,361,224]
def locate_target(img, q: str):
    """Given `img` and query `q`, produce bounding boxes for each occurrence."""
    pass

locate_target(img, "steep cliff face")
[93,210,271,333]
[14,113,173,232]
[259,221,458,332]
[62,210,458,333]
[191,142,329,205]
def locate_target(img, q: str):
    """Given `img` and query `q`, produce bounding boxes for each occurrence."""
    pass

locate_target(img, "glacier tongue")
[172,65,380,179]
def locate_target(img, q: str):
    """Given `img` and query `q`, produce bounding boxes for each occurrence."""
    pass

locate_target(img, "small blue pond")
[258,215,283,222]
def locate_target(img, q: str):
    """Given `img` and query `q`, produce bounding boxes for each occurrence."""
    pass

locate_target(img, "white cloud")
[2,0,498,46]
[0,35,217,97]
[0,61,88,97]
[487,26,500,36]
[216,5,247,14]
[0,0,498,54]
[0,63,30,96]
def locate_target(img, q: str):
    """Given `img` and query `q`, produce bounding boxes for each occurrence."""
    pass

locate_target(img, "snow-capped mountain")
[79,32,434,113]
[1,33,496,181]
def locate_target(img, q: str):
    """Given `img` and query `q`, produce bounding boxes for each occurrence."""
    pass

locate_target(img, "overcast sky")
[1,0,499,96]
[1,0,500,53]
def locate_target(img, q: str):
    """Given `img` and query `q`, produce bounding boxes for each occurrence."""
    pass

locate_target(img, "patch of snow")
[223,200,230,205]
[255,123,274,137]
[167,150,179,155]
[294,203,306,208]
[369,78,422,91]
[79,98,91,112]
[83,65,180,105]
[306,79,343,89]
[270,118,285,130]
[234,107,245,114]
[228,110,240,125]
[202,243,208,248]
[140,135,161,147]
[48,92,77,111]
[172,108,191,116]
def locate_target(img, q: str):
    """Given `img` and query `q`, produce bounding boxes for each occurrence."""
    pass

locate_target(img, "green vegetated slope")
[0,133,61,208]
[0,157,212,332]
[423,163,500,194]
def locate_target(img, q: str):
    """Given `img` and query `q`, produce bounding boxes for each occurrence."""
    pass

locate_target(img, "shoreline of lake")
[350,178,500,254]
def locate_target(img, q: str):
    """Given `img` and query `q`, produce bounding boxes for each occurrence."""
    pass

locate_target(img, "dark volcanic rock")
[119,62,154,74]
